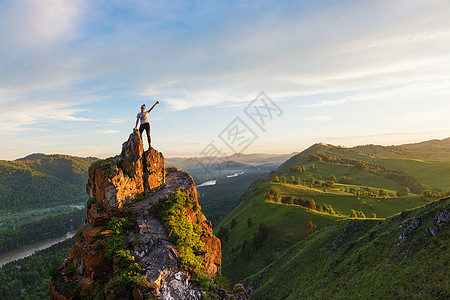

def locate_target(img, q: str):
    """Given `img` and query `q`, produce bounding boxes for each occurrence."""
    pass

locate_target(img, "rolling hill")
[216,138,450,298]
[0,154,98,211]
[280,141,450,192]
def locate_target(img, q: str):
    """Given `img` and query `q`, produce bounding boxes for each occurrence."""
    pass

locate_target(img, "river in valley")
[0,231,76,268]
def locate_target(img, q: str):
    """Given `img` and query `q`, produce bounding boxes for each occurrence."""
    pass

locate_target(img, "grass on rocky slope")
[246,197,449,299]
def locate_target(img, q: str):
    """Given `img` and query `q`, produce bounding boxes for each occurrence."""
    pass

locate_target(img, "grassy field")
[216,178,437,284]
[269,182,430,218]
[281,161,401,191]
[374,158,450,191]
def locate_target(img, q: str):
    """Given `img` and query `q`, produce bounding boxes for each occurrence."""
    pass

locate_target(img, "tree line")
[0,171,85,210]
[0,238,74,299]
[0,210,85,254]
[266,188,340,215]
[0,156,93,210]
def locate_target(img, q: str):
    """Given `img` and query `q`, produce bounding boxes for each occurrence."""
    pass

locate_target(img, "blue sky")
[1,0,450,160]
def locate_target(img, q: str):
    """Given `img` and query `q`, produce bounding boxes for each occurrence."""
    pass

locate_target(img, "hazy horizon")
[1,0,450,160]
[5,135,449,161]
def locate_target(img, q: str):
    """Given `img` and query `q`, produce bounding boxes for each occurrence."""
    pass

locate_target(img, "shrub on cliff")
[156,189,207,277]
[104,217,154,297]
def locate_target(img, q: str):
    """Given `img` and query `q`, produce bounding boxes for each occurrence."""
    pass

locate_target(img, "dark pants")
[139,123,151,148]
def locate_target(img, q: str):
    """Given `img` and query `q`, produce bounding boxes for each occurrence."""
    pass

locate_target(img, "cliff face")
[50,131,244,300]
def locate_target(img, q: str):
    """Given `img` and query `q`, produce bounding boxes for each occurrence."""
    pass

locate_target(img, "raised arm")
[146,101,159,113]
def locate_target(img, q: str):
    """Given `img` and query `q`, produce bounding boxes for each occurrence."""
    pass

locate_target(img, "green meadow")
[270,182,429,217]
[374,158,450,191]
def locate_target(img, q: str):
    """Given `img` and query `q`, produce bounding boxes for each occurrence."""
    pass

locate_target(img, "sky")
[1,0,450,160]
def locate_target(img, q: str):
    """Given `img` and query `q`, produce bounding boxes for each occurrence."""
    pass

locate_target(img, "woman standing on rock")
[134,101,159,149]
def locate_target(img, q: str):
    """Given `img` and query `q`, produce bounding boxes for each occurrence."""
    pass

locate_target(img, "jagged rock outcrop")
[50,131,247,300]
[86,130,165,213]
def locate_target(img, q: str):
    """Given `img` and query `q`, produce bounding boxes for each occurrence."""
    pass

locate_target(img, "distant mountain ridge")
[166,152,298,170]
[282,137,450,168]
[16,152,98,162]
[402,137,450,148]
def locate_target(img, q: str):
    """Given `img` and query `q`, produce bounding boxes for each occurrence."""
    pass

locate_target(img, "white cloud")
[302,115,331,122]
[337,29,450,54]
[3,0,450,112]
[122,1,450,111]
[94,130,120,134]
[0,100,91,131]
[298,75,450,108]
[0,0,85,47]
[161,89,258,111]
